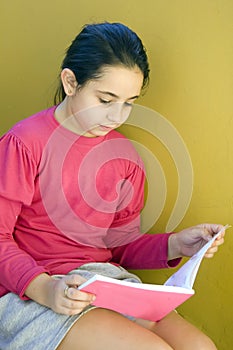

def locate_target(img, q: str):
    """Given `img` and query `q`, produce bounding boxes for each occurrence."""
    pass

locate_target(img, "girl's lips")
[99,125,116,131]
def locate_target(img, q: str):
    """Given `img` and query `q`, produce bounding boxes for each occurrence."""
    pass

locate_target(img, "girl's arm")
[0,195,48,298]
[0,133,48,297]
[0,190,95,315]
[111,232,181,269]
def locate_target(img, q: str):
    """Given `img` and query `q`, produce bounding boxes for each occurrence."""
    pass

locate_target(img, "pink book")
[79,225,229,321]
[79,274,193,321]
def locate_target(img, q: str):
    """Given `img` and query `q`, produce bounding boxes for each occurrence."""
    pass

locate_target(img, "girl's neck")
[54,98,69,124]
[54,98,82,135]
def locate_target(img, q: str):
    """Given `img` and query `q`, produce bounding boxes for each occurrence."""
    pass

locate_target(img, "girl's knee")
[192,335,217,350]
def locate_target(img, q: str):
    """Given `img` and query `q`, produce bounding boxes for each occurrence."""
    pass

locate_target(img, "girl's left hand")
[168,223,225,260]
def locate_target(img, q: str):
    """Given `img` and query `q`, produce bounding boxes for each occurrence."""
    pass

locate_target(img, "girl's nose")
[107,102,131,124]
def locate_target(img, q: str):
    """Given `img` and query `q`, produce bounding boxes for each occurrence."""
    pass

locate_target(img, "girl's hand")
[168,223,225,260]
[25,273,96,315]
[47,274,96,315]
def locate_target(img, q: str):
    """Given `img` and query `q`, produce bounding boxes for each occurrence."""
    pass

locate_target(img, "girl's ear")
[60,68,78,96]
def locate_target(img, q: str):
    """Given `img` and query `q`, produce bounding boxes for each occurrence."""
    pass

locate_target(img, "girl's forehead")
[88,66,143,96]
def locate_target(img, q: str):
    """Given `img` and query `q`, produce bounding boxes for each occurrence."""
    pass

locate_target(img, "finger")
[63,297,93,311]
[61,289,95,316]
[205,245,218,258]
[57,301,91,316]
[215,233,225,241]
[65,286,95,302]
[201,223,224,237]
[207,236,224,251]
[204,252,215,258]
[208,223,225,235]
[206,245,218,254]
[62,274,94,299]
[60,285,95,314]
[212,236,224,246]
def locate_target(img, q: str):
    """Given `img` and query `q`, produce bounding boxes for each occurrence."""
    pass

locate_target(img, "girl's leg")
[57,308,173,350]
[136,311,217,350]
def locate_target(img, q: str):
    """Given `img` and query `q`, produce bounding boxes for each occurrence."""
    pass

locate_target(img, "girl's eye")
[99,98,134,107]
[124,102,133,107]
[99,98,111,105]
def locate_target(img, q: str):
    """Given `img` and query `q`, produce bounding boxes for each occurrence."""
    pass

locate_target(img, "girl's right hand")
[25,273,96,315]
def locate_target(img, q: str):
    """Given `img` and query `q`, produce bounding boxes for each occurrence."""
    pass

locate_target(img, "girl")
[0,22,224,350]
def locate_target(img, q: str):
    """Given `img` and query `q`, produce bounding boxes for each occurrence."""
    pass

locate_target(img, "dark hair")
[54,22,150,104]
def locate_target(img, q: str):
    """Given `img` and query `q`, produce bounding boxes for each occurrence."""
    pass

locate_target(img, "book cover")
[79,274,194,321]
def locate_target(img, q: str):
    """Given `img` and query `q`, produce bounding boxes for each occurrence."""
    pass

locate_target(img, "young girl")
[0,22,224,350]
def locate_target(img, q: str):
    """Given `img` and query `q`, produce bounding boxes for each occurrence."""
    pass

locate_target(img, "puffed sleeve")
[0,133,37,204]
[0,133,48,298]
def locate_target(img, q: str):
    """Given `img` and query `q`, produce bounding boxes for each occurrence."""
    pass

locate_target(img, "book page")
[164,225,230,289]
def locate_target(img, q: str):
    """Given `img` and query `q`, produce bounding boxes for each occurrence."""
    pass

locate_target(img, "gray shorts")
[0,263,142,350]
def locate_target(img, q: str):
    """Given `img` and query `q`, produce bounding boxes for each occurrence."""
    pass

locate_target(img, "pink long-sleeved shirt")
[0,106,180,299]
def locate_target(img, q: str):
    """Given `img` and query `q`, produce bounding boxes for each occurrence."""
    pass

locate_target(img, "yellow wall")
[1,1,232,348]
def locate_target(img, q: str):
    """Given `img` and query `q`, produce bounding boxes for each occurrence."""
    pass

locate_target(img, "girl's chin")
[82,127,113,138]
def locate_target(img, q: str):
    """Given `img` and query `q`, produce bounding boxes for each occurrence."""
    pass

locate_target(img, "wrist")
[168,233,182,260]
[24,273,55,307]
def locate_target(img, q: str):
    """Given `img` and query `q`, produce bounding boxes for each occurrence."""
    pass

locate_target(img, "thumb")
[64,274,87,287]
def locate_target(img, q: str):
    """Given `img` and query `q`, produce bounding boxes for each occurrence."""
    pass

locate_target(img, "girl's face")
[65,65,144,137]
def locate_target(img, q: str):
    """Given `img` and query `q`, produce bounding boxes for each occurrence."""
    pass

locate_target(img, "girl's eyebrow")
[97,90,139,100]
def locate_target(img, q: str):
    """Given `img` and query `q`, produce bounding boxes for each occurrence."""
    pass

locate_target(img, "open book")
[79,225,229,321]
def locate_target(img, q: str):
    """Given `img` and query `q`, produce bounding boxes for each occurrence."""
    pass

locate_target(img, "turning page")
[164,224,230,289]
